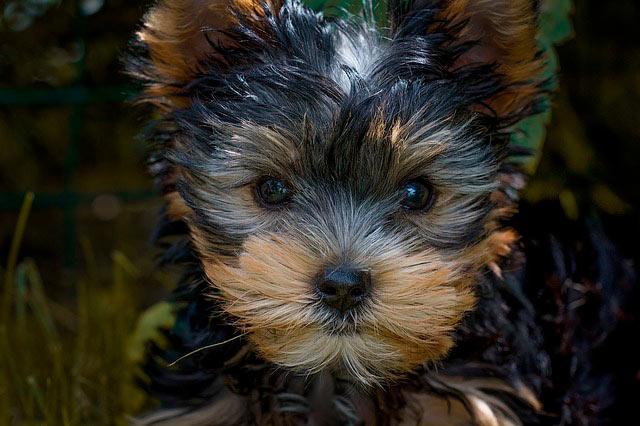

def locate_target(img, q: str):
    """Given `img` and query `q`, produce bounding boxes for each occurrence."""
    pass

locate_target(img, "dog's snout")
[316,266,371,314]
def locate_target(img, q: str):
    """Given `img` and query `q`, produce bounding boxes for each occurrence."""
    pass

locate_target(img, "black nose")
[316,266,371,314]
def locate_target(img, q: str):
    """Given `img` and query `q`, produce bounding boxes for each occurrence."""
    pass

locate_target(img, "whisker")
[168,333,248,367]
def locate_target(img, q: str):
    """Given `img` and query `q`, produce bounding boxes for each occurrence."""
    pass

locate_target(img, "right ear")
[130,0,281,109]
[388,0,545,123]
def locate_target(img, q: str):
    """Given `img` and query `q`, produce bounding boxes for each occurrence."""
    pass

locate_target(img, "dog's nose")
[316,266,371,314]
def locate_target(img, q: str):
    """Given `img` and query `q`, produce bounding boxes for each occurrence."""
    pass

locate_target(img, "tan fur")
[137,0,281,107]
[165,191,193,220]
[437,0,544,118]
[184,115,518,383]
[193,227,519,385]
[399,376,540,426]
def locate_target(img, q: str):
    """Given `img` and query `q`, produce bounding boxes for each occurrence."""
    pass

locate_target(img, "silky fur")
[126,0,634,424]
[135,204,635,425]
[183,112,503,382]
[200,233,475,384]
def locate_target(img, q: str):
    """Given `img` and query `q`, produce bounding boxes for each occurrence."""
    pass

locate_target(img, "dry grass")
[0,194,174,425]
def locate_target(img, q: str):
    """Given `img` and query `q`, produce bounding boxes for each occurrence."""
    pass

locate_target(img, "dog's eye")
[256,177,292,206]
[400,180,434,211]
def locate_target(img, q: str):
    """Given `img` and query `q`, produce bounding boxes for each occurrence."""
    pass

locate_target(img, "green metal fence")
[0,1,153,268]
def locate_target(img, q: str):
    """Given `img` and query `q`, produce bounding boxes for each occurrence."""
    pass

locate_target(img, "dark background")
[1,0,638,423]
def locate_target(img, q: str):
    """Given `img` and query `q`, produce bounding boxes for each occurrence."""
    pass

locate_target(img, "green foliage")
[304,0,388,27]
[127,302,175,365]
[539,0,573,45]
[512,0,574,173]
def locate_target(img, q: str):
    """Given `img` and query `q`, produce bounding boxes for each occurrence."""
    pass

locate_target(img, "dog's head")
[130,0,545,385]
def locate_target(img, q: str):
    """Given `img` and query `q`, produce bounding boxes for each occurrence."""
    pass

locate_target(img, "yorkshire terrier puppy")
[128,0,636,424]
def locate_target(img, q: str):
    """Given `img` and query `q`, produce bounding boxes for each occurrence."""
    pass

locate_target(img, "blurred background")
[1,0,638,423]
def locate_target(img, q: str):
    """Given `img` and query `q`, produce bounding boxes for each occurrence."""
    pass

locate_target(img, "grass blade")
[2,192,34,325]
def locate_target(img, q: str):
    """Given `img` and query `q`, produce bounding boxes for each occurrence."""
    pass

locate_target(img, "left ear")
[127,0,283,222]
[129,0,282,110]
[390,0,544,121]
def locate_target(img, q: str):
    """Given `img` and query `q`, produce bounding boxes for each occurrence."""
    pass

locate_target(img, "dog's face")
[131,0,544,384]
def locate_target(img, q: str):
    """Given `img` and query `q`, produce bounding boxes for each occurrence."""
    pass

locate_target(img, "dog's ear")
[389,0,544,121]
[129,0,281,221]
[131,0,281,109]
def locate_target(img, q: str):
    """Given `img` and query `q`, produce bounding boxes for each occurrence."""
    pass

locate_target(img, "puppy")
[128,0,636,424]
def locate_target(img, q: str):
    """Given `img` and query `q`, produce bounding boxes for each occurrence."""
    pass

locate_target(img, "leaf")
[539,0,574,45]
[127,302,176,364]
[512,0,574,173]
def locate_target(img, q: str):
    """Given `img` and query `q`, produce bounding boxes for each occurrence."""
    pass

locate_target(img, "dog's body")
[128,0,636,424]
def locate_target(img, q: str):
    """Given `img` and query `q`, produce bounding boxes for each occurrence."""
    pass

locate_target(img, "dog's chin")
[247,323,454,386]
